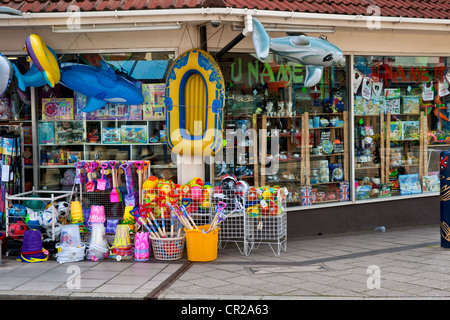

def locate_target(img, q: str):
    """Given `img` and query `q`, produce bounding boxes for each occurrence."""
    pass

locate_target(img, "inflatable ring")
[0,53,13,96]
[165,49,224,157]
[25,34,60,88]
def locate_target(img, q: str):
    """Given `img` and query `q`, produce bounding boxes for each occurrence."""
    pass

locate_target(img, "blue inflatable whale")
[252,17,345,87]
[60,62,144,113]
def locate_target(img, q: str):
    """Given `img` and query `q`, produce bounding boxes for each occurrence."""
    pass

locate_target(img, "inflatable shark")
[60,62,144,113]
[252,17,345,87]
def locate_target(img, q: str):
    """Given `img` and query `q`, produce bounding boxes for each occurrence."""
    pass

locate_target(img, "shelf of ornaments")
[309,153,345,158]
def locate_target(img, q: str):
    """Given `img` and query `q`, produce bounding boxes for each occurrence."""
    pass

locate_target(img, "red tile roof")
[1,0,450,20]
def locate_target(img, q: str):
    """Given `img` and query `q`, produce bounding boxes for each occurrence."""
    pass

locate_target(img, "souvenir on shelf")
[355,184,372,200]
[378,183,393,198]
[42,98,74,120]
[0,97,11,120]
[402,95,420,114]
[54,121,85,144]
[142,83,165,120]
[38,122,55,144]
[121,125,147,144]
[354,96,365,115]
[129,104,143,120]
[384,88,401,114]
[102,128,121,144]
[399,174,422,195]
[67,151,82,164]
[389,121,402,140]
[402,121,420,140]
[74,92,134,120]
[422,175,439,193]
[23,127,32,144]
[365,97,383,115]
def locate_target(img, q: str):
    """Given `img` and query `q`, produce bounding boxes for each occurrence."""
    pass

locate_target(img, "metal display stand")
[213,188,287,256]
[5,188,75,241]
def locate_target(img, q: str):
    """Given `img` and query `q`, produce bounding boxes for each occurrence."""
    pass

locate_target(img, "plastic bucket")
[185,225,219,262]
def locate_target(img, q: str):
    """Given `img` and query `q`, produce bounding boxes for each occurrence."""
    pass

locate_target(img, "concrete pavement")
[1,224,449,301]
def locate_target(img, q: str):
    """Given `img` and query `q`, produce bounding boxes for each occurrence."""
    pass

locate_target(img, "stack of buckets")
[109,224,133,261]
[55,224,86,263]
[86,205,109,261]
[17,229,49,263]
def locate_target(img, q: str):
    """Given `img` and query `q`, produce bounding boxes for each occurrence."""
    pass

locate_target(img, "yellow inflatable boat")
[165,49,224,157]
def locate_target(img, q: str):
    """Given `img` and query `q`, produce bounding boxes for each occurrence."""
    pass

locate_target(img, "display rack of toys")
[211,175,287,256]
[5,188,75,244]
[4,157,287,262]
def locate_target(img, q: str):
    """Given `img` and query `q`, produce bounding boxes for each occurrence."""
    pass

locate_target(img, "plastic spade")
[135,161,145,205]
[85,162,96,192]
[97,162,108,191]
[120,161,136,207]
[109,161,120,202]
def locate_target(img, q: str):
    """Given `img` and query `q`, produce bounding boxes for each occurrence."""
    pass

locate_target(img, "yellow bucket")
[185,225,219,262]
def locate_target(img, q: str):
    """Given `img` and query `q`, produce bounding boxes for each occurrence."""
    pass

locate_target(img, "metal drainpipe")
[215,14,252,60]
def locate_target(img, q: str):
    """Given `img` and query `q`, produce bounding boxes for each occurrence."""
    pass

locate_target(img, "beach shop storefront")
[0,2,449,236]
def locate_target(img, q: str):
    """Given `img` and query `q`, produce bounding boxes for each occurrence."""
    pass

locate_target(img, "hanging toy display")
[251,17,344,87]
[0,53,13,96]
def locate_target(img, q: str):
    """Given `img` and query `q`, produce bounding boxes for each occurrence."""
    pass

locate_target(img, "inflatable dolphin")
[252,17,345,87]
[12,46,59,91]
[60,62,144,113]
[12,63,47,91]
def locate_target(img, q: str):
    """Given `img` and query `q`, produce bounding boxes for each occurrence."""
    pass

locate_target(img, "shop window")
[0,55,33,191]
[34,51,176,191]
[217,53,349,207]
[354,56,444,199]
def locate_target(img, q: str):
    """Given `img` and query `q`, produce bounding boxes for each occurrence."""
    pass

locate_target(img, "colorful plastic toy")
[24,34,60,88]
[0,53,13,95]
[60,62,144,113]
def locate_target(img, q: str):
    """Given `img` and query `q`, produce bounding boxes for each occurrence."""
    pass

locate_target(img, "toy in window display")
[252,17,344,87]
[55,121,85,144]
[0,53,13,95]
[60,62,144,113]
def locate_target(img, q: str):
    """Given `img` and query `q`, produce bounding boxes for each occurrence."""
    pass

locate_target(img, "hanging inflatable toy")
[251,17,345,87]
[0,53,13,96]
[165,48,224,157]
[60,62,144,113]
[24,34,60,88]
[12,63,47,91]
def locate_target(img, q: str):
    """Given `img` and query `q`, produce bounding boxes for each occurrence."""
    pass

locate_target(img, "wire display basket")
[212,185,287,256]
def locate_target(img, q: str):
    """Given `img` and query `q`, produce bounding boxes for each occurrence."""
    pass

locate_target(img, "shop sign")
[230,58,305,87]
[371,63,446,85]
